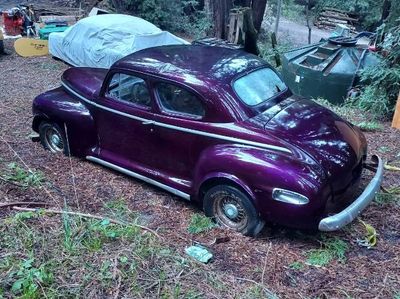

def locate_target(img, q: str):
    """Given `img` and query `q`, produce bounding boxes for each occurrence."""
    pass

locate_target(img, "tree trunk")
[274,0,282,37]
[305,0,312,44]
[251,0,267,32]
[205,0,233,39]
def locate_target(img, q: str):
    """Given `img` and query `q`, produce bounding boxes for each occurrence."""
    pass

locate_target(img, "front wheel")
[39,122,69,155]
[203,185,264,236]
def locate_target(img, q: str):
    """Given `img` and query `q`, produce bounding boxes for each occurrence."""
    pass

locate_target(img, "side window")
[156,82,205,118]
[107,73,151,108]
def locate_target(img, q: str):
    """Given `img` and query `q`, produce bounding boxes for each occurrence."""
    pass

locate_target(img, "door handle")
[142,120,154,125]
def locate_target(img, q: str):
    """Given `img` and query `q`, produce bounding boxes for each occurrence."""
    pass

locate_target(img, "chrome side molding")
[86,156,191,201]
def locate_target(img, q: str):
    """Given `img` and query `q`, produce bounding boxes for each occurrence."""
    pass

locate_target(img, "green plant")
[10,258,53,299]
[110,0,211,37]
[312,98,358,121]
[354,23,400,119]
[374,187,400,206]
[306,237,348,267]
[188,214,216,234]
[2,162,44,188]
[289,261,304,270]
[356,121,384,132]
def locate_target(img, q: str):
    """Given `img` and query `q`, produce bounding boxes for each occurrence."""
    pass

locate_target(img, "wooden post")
[392,91,400,129]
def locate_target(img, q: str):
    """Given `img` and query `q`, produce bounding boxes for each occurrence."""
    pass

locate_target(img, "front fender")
[32,87,98,157]
[194,144,331,229]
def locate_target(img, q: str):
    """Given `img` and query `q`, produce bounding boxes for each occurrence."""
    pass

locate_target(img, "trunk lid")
[62,67,108,100]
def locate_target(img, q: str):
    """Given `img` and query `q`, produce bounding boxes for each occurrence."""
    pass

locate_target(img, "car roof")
[112,45,267,88]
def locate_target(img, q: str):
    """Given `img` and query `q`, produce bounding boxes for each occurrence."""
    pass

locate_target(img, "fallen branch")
[0,202,48,208]
[12,206,160,238]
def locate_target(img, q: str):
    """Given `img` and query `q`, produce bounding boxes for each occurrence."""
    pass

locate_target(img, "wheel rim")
[44,127,64,153]
[212,191,248,231]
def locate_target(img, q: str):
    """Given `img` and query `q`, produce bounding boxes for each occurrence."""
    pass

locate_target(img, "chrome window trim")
[86,156,191,200]
[62,82,291,154]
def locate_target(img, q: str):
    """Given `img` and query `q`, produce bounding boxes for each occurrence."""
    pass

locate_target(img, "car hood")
[246,97,367,187]
[61,67,108,100]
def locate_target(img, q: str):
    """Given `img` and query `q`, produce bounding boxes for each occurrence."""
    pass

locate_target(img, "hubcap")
[223,203,239,219]
[45,127,64,152]
[213,191,248,231]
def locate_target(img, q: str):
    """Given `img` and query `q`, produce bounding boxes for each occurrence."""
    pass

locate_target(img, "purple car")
[32,45,383,236]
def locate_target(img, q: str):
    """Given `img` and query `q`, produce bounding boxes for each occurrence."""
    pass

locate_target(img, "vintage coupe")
[32,45,383,236]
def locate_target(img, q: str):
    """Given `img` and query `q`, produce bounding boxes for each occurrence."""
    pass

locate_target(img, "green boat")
[281,37,381,104]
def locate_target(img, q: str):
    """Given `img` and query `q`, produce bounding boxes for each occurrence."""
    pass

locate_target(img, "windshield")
[233,68,287,106]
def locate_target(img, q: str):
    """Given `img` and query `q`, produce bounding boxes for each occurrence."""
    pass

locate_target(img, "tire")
[39,122,69,155]
[203,185,264,236]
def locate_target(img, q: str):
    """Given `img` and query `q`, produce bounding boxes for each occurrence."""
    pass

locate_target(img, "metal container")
[281,38,381,104]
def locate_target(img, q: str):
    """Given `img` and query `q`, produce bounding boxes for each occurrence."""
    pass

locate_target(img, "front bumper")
[318,155,383,231]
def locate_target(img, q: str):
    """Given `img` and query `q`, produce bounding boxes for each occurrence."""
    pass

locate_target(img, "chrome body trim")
[86,156,191,200]
[318,155,384,231]
[62,82,291,154]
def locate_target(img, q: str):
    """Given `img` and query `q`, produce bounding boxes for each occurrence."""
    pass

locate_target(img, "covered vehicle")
[49,14,188,68]
[32,45,383,236]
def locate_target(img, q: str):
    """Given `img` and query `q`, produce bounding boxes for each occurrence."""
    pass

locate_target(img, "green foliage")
[312,98,357,121]
[187,214,216,234]
[306,237,348,267]
[110,0,211,37]
[356,121,384,132]
[354,23,400,119]
[10,258,53,299]
[289,261,305,270]
[2,162,44,188]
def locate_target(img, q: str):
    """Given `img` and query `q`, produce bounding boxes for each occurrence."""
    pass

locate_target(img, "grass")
[1,162,44,188]
[0,201,273,298]
[356,121,384,132]
[187,213,216,234]
[305,237,348,267]
[289,261,304,270]
[374,187,400,206]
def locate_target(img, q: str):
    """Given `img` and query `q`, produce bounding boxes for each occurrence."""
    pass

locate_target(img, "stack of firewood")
[314,7,359,32]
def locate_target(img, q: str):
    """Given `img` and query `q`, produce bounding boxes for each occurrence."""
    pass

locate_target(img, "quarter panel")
[33,87,98,157]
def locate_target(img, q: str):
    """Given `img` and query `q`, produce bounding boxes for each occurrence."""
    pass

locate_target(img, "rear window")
[233,68,287,106]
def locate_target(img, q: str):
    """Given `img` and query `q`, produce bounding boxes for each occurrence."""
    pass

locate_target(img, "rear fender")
[32,87,98,157]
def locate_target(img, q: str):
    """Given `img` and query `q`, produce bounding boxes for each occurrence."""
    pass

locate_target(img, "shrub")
[353,23,400,119]
[109,0,211,37]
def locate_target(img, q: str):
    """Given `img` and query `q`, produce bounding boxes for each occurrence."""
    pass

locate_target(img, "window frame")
[231,66,289,108]
[154,81,206,121]
[104,71,153,111]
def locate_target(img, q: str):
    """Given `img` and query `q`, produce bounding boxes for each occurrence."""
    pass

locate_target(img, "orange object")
[392,91,400,129]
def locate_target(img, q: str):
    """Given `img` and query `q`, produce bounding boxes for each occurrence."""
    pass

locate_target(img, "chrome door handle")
[142,120,154,125]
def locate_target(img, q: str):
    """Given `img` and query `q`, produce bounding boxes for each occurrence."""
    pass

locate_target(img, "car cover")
[49,14,189,68]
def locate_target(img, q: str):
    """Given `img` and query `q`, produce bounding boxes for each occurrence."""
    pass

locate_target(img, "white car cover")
[49,14,189,68]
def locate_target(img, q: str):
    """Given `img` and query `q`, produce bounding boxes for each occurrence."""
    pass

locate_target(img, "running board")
[86,156,191,201]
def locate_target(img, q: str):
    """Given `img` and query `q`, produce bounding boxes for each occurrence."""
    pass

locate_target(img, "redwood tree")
[205,0,267,38]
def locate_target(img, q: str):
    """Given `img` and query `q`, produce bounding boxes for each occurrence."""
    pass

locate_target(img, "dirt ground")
[1,36,400,299]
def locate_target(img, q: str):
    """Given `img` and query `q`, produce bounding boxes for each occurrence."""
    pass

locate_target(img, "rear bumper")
[318,155,383,231]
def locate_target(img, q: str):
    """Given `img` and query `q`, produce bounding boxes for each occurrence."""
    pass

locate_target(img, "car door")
[94,71,157,170]
[150,81,209,190]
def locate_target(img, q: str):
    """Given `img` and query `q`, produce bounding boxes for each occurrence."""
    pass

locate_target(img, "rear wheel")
[203,185,264,236]
[39,122,69,155]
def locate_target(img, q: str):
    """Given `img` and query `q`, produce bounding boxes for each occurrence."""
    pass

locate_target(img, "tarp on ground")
[49,14,189,68]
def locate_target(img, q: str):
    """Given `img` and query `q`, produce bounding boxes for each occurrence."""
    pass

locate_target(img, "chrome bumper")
[318,155,383,232]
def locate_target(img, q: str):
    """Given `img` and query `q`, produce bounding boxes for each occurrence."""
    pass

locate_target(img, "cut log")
[320,12,359,22]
